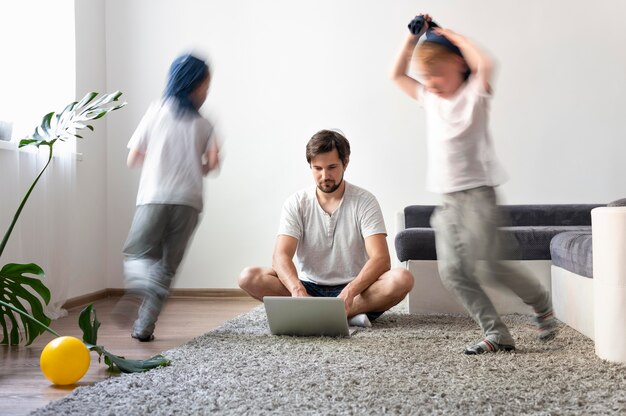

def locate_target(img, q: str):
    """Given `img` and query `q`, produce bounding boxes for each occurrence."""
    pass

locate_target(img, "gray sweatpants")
[122,204,199,337]
[430,186,551,345]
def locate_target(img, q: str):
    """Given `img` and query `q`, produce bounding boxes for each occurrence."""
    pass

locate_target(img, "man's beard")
[317,177,343,193]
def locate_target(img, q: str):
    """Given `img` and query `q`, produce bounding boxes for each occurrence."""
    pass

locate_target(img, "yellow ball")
[40,336,91,385]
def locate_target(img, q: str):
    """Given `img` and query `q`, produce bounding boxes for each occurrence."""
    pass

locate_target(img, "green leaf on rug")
[78,304,170,373]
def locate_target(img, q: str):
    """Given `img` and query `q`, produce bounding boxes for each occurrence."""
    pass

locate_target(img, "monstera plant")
[0,91,169,372]
[0,91,125,345]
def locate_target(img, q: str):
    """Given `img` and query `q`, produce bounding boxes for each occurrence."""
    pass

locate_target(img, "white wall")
[70,0,109,297]
[99,0,626,290]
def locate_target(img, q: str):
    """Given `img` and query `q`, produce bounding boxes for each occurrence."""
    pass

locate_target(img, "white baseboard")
[63,288,251,309]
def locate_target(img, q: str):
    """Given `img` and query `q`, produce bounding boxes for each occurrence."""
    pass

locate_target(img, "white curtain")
[0,141,76,319]
[0,0,76,322]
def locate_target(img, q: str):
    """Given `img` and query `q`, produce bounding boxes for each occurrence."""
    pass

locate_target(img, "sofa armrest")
[592,206,626,287]
[591,206,626,363]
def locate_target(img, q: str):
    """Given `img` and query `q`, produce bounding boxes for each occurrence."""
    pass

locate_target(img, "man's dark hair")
[305,130,351,165]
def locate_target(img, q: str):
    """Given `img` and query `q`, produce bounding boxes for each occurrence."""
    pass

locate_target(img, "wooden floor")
[0,296,260,416]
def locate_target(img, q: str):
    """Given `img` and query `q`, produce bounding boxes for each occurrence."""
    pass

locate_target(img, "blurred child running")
[113,53,220,342]
[390,14,557,354]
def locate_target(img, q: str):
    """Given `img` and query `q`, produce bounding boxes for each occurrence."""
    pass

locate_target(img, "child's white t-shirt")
[277,181,387,286]
[128,99,215,212]
[417,77,507,194]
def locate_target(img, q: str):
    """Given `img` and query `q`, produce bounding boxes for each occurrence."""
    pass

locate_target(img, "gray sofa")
[395,204,602,315]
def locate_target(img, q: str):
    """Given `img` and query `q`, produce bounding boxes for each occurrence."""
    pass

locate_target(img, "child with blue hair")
[391,14,557,354]
[113,53,220,341]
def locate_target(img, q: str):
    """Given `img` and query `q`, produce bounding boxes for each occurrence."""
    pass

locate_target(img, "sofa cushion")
[403,204,603,228]
[550,231,593,278]
[502,225,592,260]
[395,225,592,262]
[403,205,437,228]
[502,204,603,226]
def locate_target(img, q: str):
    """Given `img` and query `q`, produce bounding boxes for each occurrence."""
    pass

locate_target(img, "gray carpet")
[32,306,626,415]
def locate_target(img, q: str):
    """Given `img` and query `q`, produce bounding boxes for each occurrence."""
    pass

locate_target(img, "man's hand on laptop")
[337,287,355,315]
[290,285,309,297]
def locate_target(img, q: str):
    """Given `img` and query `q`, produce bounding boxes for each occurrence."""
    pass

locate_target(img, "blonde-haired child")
[391,14,557,354]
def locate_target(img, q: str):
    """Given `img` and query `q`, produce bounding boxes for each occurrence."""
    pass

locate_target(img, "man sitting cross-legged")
[238,129,414,327]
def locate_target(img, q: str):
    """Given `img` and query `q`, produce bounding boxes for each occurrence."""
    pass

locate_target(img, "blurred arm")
[202,136,220,176]
[391,14,432,99]
[390,33,422,99]
[127,149,145,168]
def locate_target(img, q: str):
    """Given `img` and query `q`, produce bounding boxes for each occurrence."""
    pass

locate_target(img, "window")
[0,1,75,149]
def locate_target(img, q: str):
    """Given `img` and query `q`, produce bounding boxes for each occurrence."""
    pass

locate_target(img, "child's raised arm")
[390,13,430,99]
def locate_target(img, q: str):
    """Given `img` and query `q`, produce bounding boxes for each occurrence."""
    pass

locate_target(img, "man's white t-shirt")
[277,181,387,286]
[417,76,507,194]
[128,99,214,212]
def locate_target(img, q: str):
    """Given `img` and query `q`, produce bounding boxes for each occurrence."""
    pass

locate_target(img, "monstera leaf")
[79,304,170,373]
[0,91,126,345]
[19,91,125,149]
[0,263,51,345]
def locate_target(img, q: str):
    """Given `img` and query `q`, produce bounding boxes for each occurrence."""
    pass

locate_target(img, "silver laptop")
[263,296,356,337]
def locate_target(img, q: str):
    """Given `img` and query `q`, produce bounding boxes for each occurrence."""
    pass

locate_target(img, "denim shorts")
[300,280,384,321]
